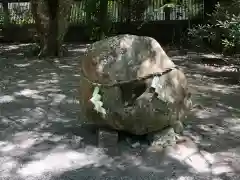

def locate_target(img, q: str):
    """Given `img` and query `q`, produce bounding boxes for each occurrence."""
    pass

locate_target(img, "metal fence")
[0,0,205,25]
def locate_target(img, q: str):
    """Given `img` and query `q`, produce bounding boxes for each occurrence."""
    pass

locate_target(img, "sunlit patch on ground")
[0,95,15,103]
[17,145,112,177]
[167,139,240,175]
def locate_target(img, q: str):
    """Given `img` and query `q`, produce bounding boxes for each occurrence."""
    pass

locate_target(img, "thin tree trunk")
[31,0,49,56]
[2,2,10,27]
[30,0,72,58]
[46,0,59,56]
[2,1,10,41]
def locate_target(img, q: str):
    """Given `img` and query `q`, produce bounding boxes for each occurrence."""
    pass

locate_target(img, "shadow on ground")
[0,44,239,180]
[171,52,240,151]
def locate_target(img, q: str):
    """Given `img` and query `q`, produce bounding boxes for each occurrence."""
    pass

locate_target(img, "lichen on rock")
[79,34,192,135]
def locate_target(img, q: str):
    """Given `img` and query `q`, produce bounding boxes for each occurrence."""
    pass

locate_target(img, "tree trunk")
[164,7,171,20]
[2,1,10,41]
[2,2,10,27]
[30,0,72,58]
[45,0,58,56]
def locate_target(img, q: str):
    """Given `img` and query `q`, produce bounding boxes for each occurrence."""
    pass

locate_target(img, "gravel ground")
[0,43,240,180]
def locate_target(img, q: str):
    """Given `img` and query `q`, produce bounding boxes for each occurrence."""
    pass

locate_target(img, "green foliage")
[129,0,151,21]
[186,0,240,54]
[187,24,214,49]
[10,3,33,25]
[217,14,240,53]
[84,0,112,40]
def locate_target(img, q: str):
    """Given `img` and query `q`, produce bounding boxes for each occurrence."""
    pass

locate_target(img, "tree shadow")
[0,43,240,179]
[170,51,240,85]
[0,43,89,59]
[170,51,240,153]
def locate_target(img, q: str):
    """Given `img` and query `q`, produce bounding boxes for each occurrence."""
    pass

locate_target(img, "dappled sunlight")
[0,129,95,178]
[68,48,87,53]
[17,145,112,177]
[48,93,67,106]
[0,43,32,51]
[229,124,240,132]
[192,63,238,73]
[38,79,59,84]
[169,50,240,175]
[12,89,46,102]
[0,156,19,179]
[0,95,15,103]
[193,83,240,95]
[16,80,28,87]
[0,135,97,178]
[194,107,227,119]
[167,143,213,174]
[197,124,225,135]
[216,103,240,113]
[66,43,88,54]
[15,89,40,97]
[0,141,16,152]
[14,63,31,68]
[167,139,240,175]
[1,44,240,179]
[224,117,240,133]
[41,87,62,93]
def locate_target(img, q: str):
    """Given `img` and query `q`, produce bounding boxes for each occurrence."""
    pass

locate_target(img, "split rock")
[79,34,192,135]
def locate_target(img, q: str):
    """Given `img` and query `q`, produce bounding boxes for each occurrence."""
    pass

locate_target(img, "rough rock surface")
[79,34,192,135]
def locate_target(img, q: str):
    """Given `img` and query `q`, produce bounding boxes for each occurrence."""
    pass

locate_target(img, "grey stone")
[79,34,192,135]
[97,128,119,148]
[149,127,177,148]
[97,128,119,156]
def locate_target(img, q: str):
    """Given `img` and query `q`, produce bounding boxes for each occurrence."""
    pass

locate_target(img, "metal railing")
[0,0,205,25]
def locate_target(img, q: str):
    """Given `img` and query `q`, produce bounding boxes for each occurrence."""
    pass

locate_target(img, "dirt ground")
[0,43,240,180]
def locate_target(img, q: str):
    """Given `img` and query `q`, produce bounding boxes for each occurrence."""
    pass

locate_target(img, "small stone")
[98,128,118,148]
[97,128,119,156]
[149,127,177,148]
[173,120,184,134]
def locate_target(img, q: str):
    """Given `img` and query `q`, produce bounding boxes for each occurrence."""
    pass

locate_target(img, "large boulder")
[79,34,192,135]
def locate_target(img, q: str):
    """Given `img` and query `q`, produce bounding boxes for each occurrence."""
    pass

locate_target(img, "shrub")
[186,0,240,55]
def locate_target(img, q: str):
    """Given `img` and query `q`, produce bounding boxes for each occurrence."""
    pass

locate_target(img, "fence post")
[2,1,10,27]
[164,7,171,21]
